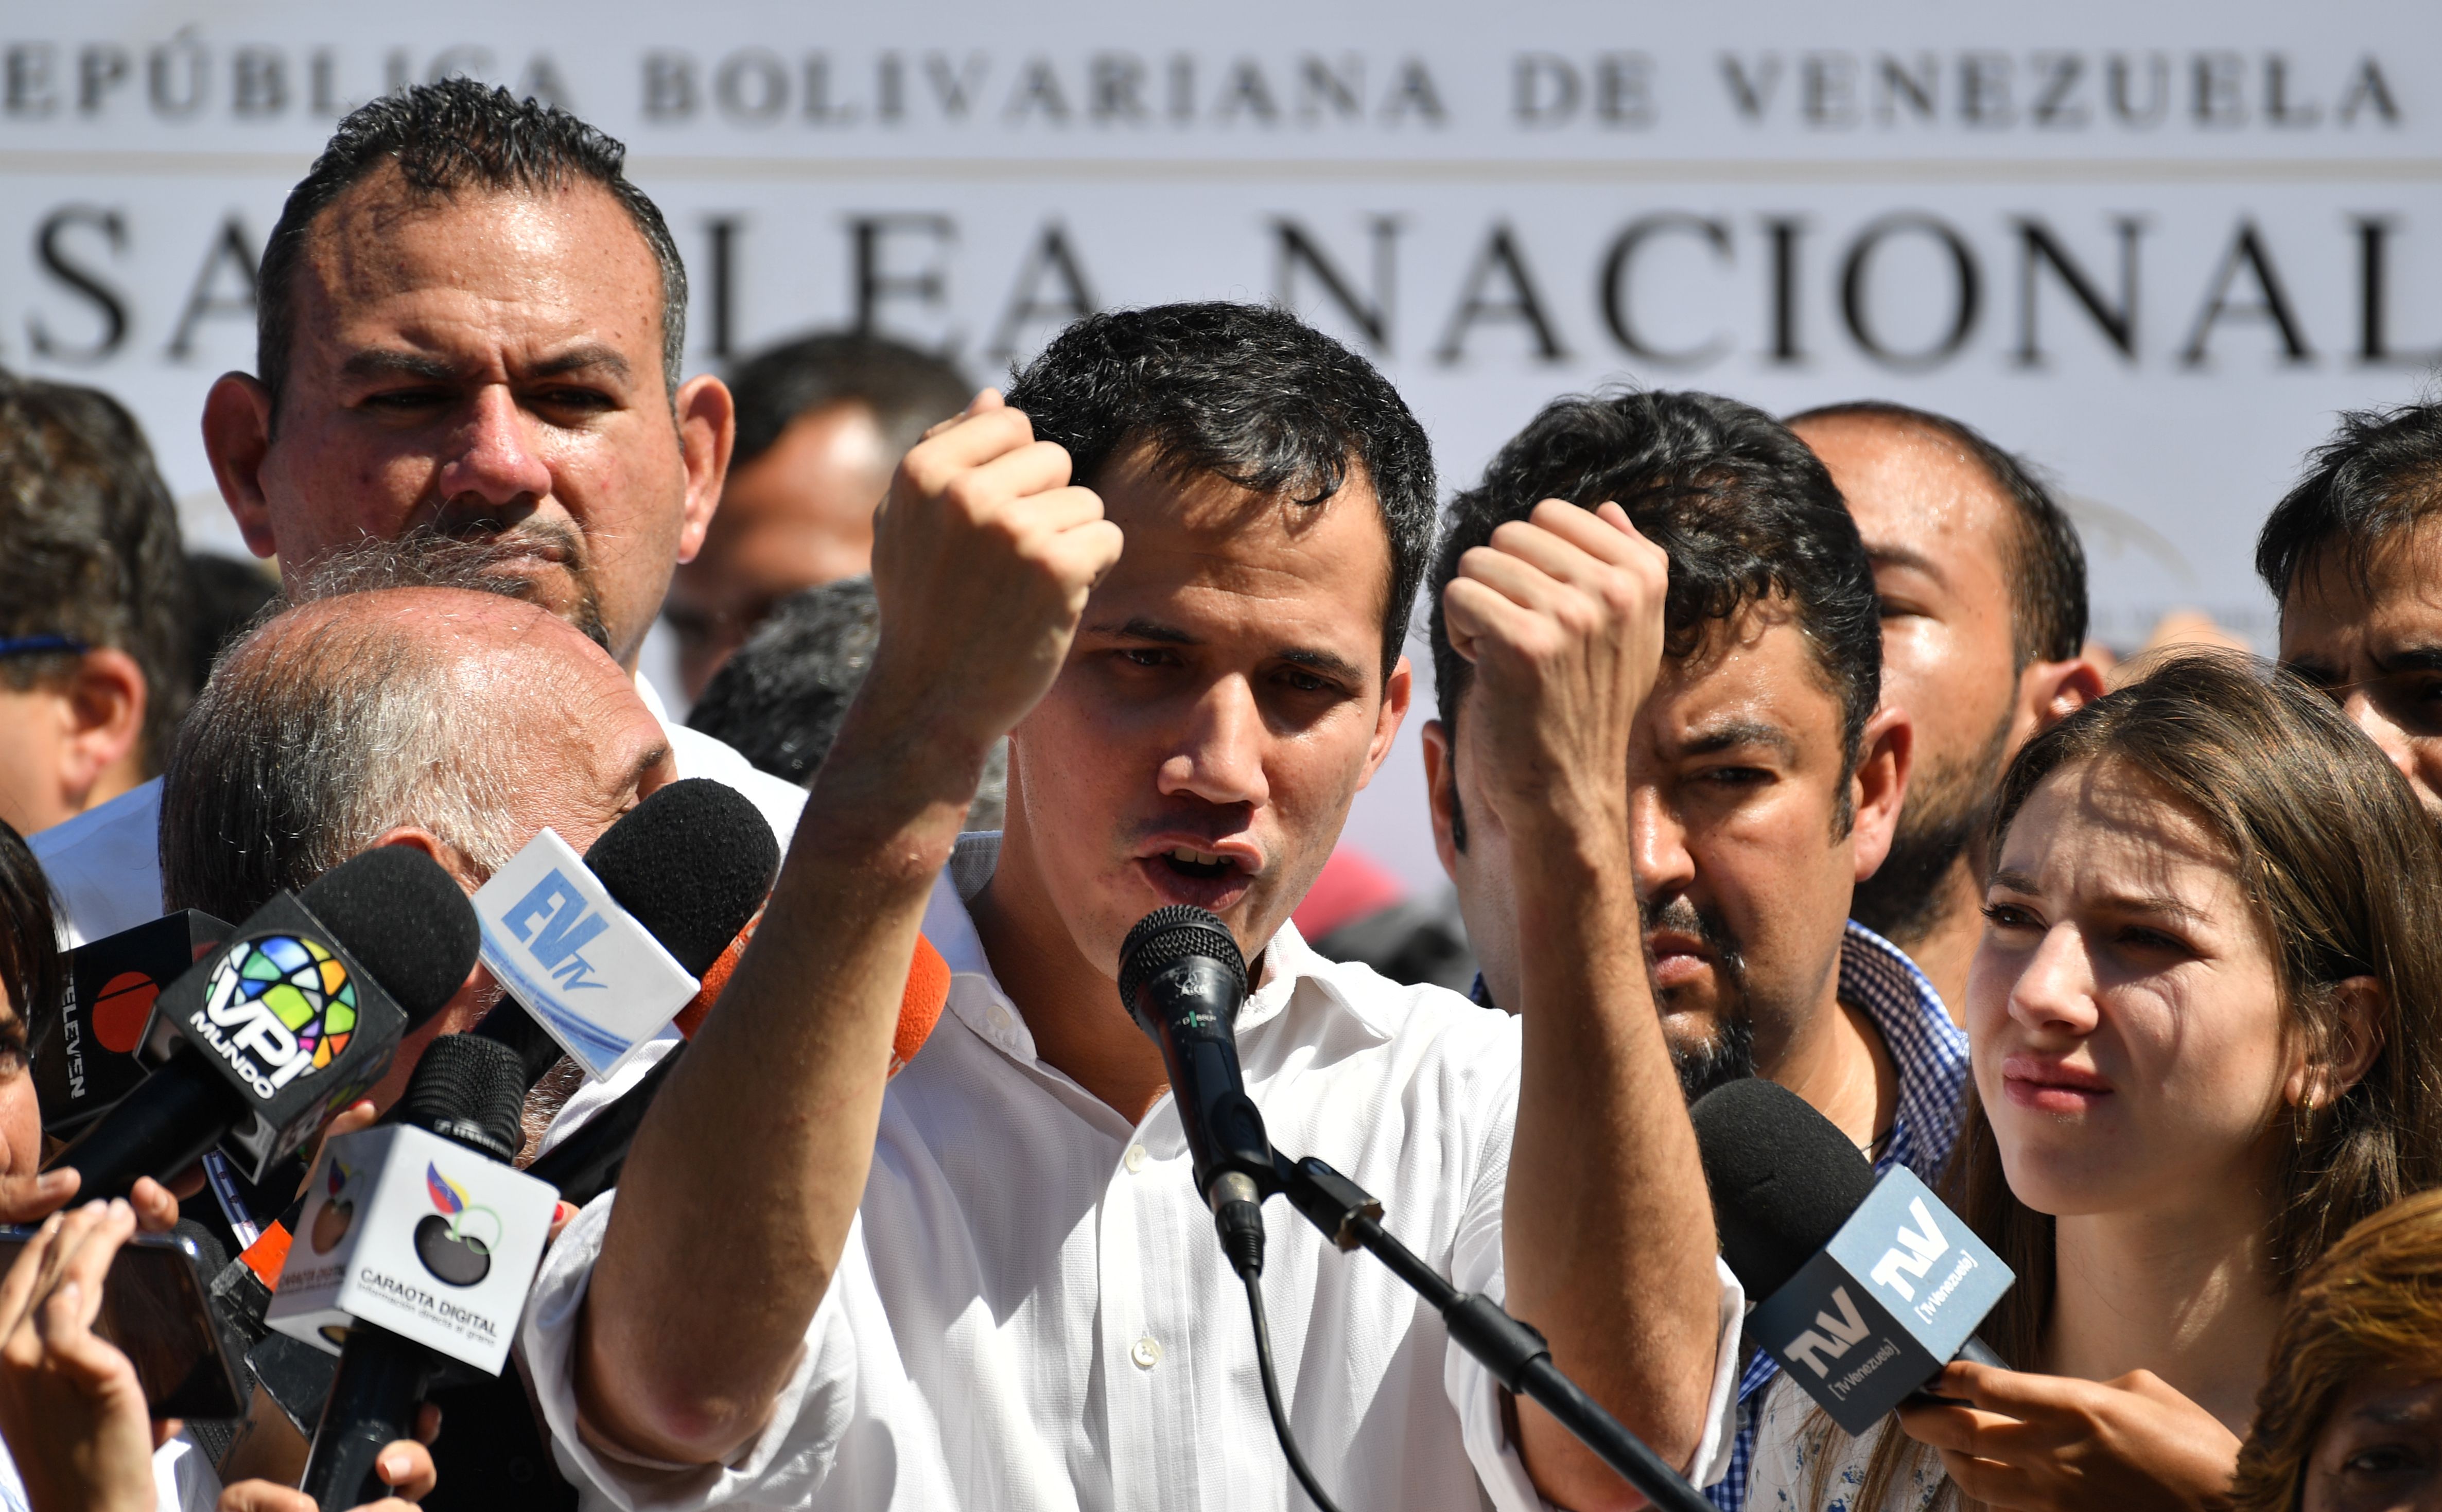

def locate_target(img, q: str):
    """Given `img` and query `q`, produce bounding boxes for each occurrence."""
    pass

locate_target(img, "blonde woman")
[1751,653,2442,1511]
[2233,1186,2442,1511]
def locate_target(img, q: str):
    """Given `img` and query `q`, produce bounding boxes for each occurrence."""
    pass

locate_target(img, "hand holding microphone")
[1893,1362,2242,1512]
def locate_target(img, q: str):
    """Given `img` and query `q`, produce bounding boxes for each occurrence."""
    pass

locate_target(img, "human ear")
[2290,975,2387,1111]
[59,648,146,805]
[2017,655,2107,743]
[364,827,478,892]
[671,374,737,566]
[202,373,280,560]
[1355,656,1412,790]
[1848,704,1913,882]
[1422,718,1462,878]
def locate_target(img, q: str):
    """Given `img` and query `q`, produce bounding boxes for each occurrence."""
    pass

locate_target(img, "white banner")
[7,1,2439,888]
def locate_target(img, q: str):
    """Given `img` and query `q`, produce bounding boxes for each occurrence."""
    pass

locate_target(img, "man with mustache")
[31,80,803,945]
[1786,402,2101,1015]
[1420,391,1970,1511]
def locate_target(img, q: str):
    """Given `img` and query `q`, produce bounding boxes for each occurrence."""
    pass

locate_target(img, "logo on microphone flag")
[472,828,699,1081]
[192,934,358,1099]
[414,1160,501,1287]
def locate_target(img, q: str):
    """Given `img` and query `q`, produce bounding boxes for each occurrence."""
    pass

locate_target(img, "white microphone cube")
[268,1123,557,1375]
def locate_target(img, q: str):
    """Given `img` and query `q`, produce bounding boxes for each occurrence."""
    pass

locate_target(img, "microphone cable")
[1235,1261,1347,1512]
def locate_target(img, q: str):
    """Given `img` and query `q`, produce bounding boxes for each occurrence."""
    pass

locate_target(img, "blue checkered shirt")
[1705,921,1968,1509]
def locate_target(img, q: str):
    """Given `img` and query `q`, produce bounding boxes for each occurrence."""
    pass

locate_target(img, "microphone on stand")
[1115,906,1277,1278]
[1112,904,1717,1512]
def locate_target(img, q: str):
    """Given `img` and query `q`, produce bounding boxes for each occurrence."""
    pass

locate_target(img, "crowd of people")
[2,75,2442,1512]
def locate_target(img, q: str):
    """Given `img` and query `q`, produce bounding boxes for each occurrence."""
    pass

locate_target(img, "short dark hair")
[2257,400,2442,606]
[730,332,972,472]
[0,369,191,772]
[257,79,686,416]
[1005,303,1435,678]
[688,577,880,787]
[1788,400,2088,666]
[0,818,62,1056]
[1429,390,1879,837]
[687,576,1010,828]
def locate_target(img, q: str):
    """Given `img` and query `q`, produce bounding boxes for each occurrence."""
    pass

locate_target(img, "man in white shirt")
[32,80,801,946]
[529,303,1739,1510]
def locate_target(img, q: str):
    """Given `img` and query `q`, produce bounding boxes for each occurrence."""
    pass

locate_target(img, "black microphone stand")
[1271,1152,1716,1512]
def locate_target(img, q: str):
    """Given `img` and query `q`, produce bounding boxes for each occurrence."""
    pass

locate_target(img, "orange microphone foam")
[673,907,951,1081]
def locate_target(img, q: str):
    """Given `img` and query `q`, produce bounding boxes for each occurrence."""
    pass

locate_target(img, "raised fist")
[1440,500,1669,833]
[864,391,1125,757]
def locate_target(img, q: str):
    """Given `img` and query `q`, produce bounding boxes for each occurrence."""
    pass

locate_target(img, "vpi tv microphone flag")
[49,849,480,1195]
[1694,1078,2015,1437]
[472,827,699,1081]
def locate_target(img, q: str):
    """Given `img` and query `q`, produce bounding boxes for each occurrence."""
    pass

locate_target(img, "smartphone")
[0,1225,247,1420]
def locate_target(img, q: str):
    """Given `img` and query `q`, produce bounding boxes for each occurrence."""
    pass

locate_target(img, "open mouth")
[1159,846,1237,882]
[1136,841,1260,911]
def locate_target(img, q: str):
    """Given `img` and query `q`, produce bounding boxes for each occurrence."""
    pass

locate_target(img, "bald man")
[1787,403,2103,1013]
[34,81,799,946]
[160,577,677,1115]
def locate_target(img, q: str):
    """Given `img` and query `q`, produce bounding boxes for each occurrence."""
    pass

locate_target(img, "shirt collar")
[1836,918,1969,1185]
[921,832,1398,1071]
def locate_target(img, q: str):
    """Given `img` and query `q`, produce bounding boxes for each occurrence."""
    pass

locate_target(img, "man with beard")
[1785,402,2101,1015]
[2258,400,2442,820]
[1420,390,1969,1511]
[31,79,803,945]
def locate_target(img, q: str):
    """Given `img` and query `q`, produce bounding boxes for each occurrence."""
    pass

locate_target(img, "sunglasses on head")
[0,635,89,659]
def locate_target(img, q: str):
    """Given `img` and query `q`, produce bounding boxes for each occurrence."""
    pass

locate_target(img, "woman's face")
[1966,758,2295,1219]
[2303,1367,2442,1512]
[0,978,39,1179]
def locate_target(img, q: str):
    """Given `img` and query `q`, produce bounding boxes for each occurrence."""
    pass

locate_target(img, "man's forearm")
[1503,817,1722,1509]
[576,697,991,1463]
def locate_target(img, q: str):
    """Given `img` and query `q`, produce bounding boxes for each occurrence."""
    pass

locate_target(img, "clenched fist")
[864,391,1125,757]
[1440,500,1669,837]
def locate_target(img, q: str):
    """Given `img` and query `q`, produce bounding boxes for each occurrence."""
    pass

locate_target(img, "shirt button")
[989,1004,1012,1033]
[1130,1335,1162,1370]
[1123,1144,1147,1174]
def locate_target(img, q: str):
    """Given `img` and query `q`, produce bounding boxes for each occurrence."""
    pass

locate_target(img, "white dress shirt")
[27,672,806,948]
[521,834,1743,1511]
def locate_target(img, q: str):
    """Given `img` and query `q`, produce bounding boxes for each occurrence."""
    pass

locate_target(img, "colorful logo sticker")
[195,934,359,1097]
[413,1161,503,1288]
[308,1156,355,1255]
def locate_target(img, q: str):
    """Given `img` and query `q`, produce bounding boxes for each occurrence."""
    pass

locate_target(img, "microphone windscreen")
[299,847,480,1034]
[893,935,950,1078]
[1116,906,1245,1014]
[583,779,780,977]
[395,1033,528,1163]
[1691,1077,1879,1300]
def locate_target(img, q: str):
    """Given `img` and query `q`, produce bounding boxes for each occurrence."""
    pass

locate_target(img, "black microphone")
[33,910,231,1139]
[299,1033,530,1511]
[1691,1078,2013,1435]
[48,848,480,1197]
[470,777,780,1089]
[1116,906,1275,1279]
